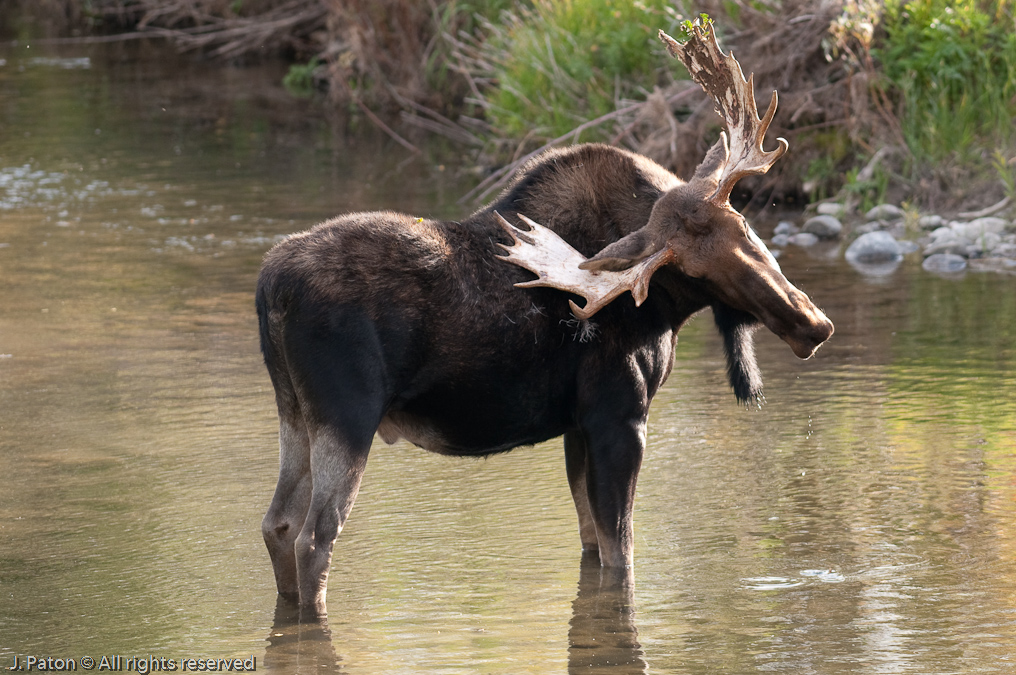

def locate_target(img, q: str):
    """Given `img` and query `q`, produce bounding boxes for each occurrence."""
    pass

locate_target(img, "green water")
[1,41,1014,674]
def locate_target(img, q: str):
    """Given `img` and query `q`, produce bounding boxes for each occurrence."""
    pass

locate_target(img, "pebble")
[802,215,842,239]
[845,231,902,263]
[771,233,790,247]
[918,214,944,230]
[922,253,967,274]
[817,202,847,217]
[865,203,905,221]
[774,221,798,236]
[788,232,819,247]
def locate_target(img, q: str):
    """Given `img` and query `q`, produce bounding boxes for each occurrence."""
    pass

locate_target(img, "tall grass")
[878,0,1016,162]
[480,0,682,139]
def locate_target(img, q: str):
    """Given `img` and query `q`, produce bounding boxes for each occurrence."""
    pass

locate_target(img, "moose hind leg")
[262,417,312,601]
[295,426,371,616]
[564,430,599,553]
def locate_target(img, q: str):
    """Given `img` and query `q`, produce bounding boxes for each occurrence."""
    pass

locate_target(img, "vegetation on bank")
[10,0,1016,209]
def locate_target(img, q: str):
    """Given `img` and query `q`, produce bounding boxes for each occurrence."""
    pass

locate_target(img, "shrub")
[877,0,1016,162]
[481,0,682,139]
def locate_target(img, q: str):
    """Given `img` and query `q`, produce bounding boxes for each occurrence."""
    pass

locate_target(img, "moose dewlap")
[255,21,833,614]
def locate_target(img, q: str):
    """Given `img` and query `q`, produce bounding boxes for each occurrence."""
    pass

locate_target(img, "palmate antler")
[495,213,674,320]
[659,21,787,205]
[497,20,788,319]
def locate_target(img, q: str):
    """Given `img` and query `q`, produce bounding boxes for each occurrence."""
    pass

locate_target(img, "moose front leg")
[579,417,646,569]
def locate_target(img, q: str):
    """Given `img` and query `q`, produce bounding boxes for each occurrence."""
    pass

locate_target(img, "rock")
[865,203,905,221]
[918,214,944,230]
[897,240,920,255]
[993,242,1016,258]
[930,226,961,243]
[788,232,819,247]
[817,202,847,217]
[802,215,842,239]
[855,222,881,235]
[774,221,798,236]
[959,216,1008,239]
[923,253,967,274]
[970,257,1016,273]
[968,231,1002,254]
[770,233,790,247]
[845,231,902,263]
[923,240,969,257]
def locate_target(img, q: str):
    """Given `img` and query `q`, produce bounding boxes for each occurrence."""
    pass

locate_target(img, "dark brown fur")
[256,143,832,614]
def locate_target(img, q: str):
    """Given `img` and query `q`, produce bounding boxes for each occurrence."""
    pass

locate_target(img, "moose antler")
[659,21,787,204]
[495,212,674,320]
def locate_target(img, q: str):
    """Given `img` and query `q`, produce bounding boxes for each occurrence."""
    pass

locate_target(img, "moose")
[256,22,833,614]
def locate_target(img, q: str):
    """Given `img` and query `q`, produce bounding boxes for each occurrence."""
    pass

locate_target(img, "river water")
[1,42,1015,674]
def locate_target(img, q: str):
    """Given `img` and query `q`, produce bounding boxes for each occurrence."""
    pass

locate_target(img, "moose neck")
[483,144,681,260]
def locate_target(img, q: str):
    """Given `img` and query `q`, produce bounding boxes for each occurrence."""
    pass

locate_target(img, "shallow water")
[1,43,1015,674]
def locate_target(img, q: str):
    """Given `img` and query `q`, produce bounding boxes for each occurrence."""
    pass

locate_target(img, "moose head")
[498,20,833,402]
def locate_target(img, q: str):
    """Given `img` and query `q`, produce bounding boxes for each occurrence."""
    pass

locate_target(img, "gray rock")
[923,253,967,274]
[897,240,920,255]
[970,257,1016,273]
[770,233,790,247]
[865,203,905,221]
[855,222,882,235]
[930,226,960,242]
[788,232,819,247]
[993,242,1016,258]
[817,202,847,217]
[774,221,798,236]
[923,240,969,257]
[802,215,842,239]
[918,214,944,230]
[969,231,1002,254]
[960,216,1008,240]
[845,231,902,263]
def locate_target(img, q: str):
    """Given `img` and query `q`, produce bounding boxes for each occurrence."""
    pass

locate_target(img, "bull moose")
[256,21,834,614]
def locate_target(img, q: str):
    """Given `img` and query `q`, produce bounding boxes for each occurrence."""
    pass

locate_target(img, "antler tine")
[494,212,674,320]
[660,23,788,205]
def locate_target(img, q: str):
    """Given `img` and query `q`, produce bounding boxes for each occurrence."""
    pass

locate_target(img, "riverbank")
[7,0,1014,213]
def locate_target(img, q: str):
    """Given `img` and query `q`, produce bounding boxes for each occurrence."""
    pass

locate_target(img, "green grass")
[877,0,1016,162]
[481,0,683,139]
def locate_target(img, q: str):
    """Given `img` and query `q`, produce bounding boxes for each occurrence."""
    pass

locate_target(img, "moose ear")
[692,134,729,187]
[578,229,656,272]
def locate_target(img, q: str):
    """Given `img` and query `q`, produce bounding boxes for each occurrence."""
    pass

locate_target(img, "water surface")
[1,42,1014,674]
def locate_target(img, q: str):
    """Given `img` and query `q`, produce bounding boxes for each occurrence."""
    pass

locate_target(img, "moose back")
[255,24,833,614]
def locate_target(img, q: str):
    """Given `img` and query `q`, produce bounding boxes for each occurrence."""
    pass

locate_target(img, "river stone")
[930,226,961,242]
[855,222,881,235]
[770,233,790,247]
[968,231,1002,254]
[774,221,798,236]
[817,202,847,218]
[788,232,819,247]
[802,215,842,239]
[845,231,902,263]
[959,216,1008,240]
[918,214,944,230]
[922,253,967,274]
[865,203,904,221]
[923,239,969,257]
[994,242,1016,258]
[897,240,920,255]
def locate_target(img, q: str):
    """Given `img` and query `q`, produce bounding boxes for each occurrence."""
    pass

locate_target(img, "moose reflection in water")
[255,21,833,616]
